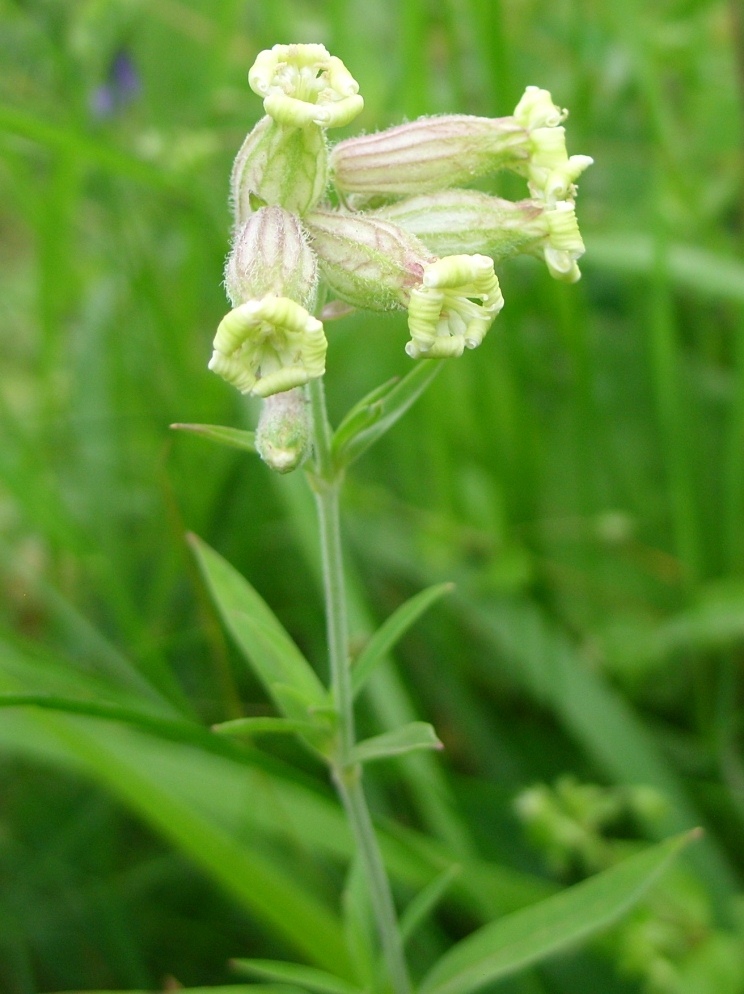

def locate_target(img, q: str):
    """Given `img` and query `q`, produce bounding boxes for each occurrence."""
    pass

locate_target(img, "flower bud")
[329,115,528,204]
[249,44,363,129]
[305,209,503,357]
[255,387,310,473]
[225,205,318,309]
[231,115,328,221]
[377,190,585,282]
[304,209,434,311]
[209,296,326,398]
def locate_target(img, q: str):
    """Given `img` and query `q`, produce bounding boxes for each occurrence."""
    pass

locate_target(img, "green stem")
[306,377,411,994]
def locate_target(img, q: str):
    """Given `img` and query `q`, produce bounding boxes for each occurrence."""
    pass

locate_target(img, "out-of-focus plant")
[517,776,744,994]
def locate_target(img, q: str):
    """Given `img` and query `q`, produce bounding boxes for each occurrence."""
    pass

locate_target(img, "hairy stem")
[306,377,411,994]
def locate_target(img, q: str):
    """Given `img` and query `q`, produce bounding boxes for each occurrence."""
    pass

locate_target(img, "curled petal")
[406,255,504,358]
[209,296,326,398]
[248,44,363,129]
[543,201,585,283]
[527,127,593,205]
[513,86,567,129]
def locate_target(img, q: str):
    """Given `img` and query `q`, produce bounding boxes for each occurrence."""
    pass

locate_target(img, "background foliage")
[1,0,744,991]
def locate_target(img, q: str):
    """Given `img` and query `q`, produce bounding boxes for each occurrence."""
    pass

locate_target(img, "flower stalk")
[307,378,412,994]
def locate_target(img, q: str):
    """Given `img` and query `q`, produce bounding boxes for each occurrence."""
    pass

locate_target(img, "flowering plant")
[178,42,693,994]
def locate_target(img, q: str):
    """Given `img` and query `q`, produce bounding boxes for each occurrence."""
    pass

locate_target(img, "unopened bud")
[209,295,326,398]
[255,387,310,473]
[249,44,363,129]
[231,115,328,221]
[225,206,318,308]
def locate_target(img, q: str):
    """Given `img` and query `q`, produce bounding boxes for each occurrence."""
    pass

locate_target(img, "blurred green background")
[1,0,744,991]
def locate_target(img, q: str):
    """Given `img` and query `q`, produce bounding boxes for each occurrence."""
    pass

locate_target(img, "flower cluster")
[209,43,592,405]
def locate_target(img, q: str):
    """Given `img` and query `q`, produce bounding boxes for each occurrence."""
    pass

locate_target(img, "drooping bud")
[304,209,434,311]
[329,115,528,205]
[255,387,310,473]
[230,115,328,221]
[225,205,318,308]
[304,209,504,357]
[377,189,585,282]
[407,255,504,358]
[209,296,326,398]
[249,44,364,129]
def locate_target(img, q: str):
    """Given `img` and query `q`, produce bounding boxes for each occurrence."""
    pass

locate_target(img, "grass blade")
[232,958,363,994]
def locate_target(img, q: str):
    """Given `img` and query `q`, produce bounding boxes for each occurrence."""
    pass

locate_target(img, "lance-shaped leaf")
[170,422,257,453]
[352,582,454,697]
[332,360,443,468]
[331,376,400,456]
[418,830,699,994]
[190,535,328,720]
[350,721,443,765]
[213,716,321,737]
[232,958,364,994]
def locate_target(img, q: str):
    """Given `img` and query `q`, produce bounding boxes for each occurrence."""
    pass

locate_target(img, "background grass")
[1,0,744,991]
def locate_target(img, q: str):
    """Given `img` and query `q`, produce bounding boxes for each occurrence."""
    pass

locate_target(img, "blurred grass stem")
[307,376,412,994]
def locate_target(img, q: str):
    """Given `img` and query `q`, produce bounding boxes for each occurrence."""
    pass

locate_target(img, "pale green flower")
[249,44,363,129]
[305,210,504,357]
[406,255,504,358]
[209,296,326,398]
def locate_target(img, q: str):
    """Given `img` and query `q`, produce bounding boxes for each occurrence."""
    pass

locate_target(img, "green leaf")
[352,583,454,697]
[232,958,363,994]
[331,376,400,454]
[171,422,257,453]
[332,360,444,467]
[400,864,461,944]
[213,716,320,737]
[190,535,327,720]
[62,988,294,994]
[418,831,699,994]
[350,721,443,764]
